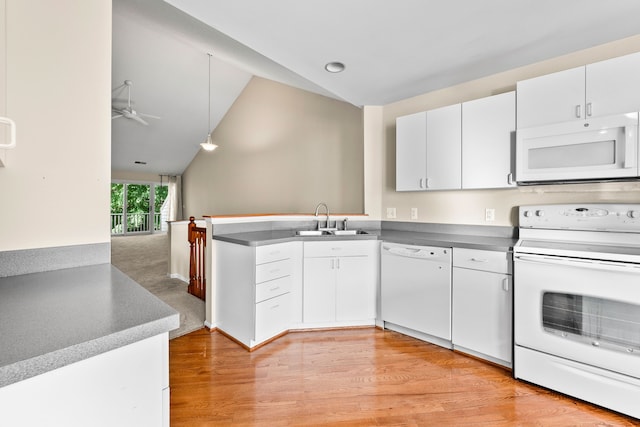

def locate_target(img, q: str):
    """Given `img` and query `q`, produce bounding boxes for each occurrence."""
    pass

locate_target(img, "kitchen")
[2,0,640,426]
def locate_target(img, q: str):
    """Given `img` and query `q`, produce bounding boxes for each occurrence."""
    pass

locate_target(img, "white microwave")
[516,112,639,184]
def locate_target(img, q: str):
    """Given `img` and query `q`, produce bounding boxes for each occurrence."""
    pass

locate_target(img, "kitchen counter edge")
[213,229,517,252]
[0,264,180,388]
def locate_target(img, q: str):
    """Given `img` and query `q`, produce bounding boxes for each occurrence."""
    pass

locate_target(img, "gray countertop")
[379,230,516,252]
[213,228,516,252]
[0,264,179,388]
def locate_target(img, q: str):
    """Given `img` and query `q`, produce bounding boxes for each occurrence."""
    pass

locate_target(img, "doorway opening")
[111,181,168,235]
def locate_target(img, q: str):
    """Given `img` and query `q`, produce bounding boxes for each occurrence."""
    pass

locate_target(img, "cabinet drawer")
[256,243,292,265]
[255,275,291,303]
[255,259,291,283]
[304,240,374,258]
[453,248,511,274]
[255,292,291,342]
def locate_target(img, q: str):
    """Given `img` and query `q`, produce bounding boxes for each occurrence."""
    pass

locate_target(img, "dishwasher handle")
[382,245,445,259]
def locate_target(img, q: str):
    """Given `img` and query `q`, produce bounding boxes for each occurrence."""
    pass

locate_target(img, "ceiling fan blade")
[130,114,149,126]
[138,113,161,120]
[112,114,123,120]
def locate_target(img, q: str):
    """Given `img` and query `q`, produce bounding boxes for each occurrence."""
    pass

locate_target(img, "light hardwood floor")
[170,328,638,426]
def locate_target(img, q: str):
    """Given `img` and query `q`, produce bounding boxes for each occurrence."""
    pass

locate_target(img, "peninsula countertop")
[0,263,179,388]
[213,229,517,252]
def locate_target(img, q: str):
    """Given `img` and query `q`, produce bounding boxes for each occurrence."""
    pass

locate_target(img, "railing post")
[188,216,206,301]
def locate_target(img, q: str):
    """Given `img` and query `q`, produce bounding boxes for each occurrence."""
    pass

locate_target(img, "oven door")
[514,253,640,378]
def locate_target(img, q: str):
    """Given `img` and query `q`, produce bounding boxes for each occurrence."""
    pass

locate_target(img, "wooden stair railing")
[188,216,206,301]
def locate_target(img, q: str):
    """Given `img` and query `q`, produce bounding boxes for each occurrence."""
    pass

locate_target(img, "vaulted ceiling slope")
[112,0,334,175]
[166,0,640,106]
[113,0,640,175]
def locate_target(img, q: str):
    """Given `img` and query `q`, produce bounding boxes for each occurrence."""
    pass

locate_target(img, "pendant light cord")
[207,53,212,134]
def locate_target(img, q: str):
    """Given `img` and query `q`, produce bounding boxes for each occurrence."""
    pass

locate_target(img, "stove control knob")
[523,210,532,218]
[535,210,544,217]
[628,210,640,219]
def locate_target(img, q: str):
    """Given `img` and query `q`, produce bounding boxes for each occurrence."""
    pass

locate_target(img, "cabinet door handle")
[470,258,489,263]
[502,277,510,292]
[270,269,280,274]
[330,259,335,269]
[336,258,340,269]
[269,286,280,292]
[425,178,430,189]
[575,104,582,118]
[270,304,280,310]
[586,102,592,117]
[507,173,514,185]
[0,117,16,149]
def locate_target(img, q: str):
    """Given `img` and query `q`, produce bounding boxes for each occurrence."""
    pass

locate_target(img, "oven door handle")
[514,253,640,273]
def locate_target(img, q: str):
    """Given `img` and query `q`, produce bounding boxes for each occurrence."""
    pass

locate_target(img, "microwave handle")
[624,125,637,169]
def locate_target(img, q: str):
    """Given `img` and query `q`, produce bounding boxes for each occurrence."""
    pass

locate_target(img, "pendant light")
[200,53,218,152]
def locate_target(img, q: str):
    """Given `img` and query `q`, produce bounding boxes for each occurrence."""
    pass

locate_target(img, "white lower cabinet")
[0,334,169,427]
[303,241,377,326]
[452,248,512,367]
[216,240,300,349]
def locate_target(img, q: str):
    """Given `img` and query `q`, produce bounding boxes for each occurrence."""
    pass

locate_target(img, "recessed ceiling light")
[325,62,345,73]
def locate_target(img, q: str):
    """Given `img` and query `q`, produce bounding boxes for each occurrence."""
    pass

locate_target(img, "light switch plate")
[410,207,418,220]
[485,208,495,222]
[386,207,397,219]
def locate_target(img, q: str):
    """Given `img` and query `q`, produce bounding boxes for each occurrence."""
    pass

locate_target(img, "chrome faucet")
[314,202,332,230]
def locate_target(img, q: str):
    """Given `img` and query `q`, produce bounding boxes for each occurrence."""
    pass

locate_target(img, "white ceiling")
[113,0,640,175]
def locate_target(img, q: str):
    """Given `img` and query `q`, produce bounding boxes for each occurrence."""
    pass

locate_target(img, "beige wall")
[182,77,364,218]
[378,35,640,226]
[0,0,111,251]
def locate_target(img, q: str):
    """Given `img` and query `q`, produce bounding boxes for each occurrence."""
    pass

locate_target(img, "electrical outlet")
[485,208,495,222]
[410,207,418,220]
[386,207,397,219]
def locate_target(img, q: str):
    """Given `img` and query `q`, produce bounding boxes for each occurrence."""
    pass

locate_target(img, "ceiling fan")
[112,80,160,126]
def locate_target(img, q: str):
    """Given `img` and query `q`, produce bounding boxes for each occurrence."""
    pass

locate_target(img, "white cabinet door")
[396,111,427,191]
[517,66,585,128]
[255,292,292,343]
[426,103,461,190]
[303,241,377,325]
[335,256,375,321]
[587,51,640,118]
[303,257,336,323]
[462,91,515,189]
[452,268,512,364]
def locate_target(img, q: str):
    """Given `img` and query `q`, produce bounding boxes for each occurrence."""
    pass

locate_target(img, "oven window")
[542,292,640,351]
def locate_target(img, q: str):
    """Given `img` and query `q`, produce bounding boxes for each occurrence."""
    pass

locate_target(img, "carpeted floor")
[111,233,205,339]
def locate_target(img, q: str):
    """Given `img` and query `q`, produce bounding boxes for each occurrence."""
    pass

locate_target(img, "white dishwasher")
[381,242,452,348]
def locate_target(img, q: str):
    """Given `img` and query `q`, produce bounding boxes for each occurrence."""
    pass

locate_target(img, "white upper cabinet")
[426,104,462,190]
[396,111,427,191]
[586,52,640,118]
[396,105,461,191]
[517,51,640,128]
[462,91,516,189]
[517,66,585,128]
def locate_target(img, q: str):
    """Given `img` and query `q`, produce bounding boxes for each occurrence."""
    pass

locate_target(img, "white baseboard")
[168,273,189,283]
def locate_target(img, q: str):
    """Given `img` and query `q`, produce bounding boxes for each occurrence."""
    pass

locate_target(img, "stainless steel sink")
[295,230,329,236]
[332,230,367,235]
[295,229,368,236]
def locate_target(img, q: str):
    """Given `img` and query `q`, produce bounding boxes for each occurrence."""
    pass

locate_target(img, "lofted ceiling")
[113,0,640,176]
